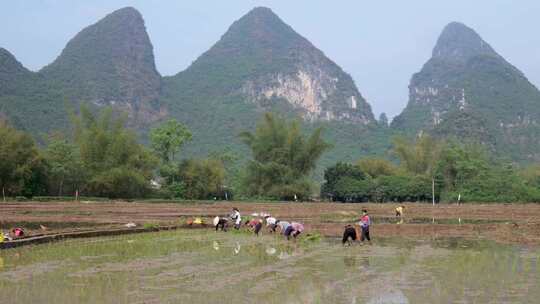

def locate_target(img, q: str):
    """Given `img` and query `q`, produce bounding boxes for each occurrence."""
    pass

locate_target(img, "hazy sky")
[1,1,539,118]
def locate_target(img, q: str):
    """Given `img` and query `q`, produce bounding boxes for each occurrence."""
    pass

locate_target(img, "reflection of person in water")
[278,243,302,259]
[234,242,241,255]
[343,256,356,268]
[265,247,277,255]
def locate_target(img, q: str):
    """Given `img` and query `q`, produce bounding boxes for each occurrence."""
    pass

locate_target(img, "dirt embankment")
[1,201,539,245]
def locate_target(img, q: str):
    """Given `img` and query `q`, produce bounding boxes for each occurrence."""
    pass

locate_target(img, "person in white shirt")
[230,208,241,229]
[213,216,228,231]
[265,216,278,232]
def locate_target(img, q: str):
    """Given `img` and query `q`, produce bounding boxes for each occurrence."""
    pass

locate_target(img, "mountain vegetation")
[392,22,540,163]
[1,7,540,202]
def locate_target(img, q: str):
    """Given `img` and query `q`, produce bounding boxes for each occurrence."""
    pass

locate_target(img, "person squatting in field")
[213,216,229,231]
[231,208,242,229]
[245,218,263,236]
[358,209,371,242]
[342,224,357,245]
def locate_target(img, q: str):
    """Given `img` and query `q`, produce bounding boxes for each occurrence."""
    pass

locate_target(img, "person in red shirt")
[358,209,371,242]
[245,218,263,236]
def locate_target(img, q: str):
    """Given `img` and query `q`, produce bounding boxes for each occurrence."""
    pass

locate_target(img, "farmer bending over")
[231,208,242,229]
[395,205,405,217]
[277,220,290,234]
[246,218,263,236]
[265,215,278,233]
[285,222,304,240]
[342,224,357,246]
[11,228,25,238]
[213,216,228,232]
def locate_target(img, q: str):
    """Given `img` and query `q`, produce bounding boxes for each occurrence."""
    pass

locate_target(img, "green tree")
[177,158,225,200]
[372,174,432,203]
[208,148,241,196]
[435,141,490,194]
[44,136,85,196]
[0,120,47,199]
[71,106,157,198]
[240,113,331,200]
[321,162,368,202]
[520,164,540,189]
[356,157,398,178]
[392,135,442,204]
[392,135,442,176]
[150,119,192,164]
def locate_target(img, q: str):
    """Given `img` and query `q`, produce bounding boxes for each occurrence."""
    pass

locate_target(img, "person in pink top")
[288,222,304,240]
[12,228,25,238]
[359,209,371,242]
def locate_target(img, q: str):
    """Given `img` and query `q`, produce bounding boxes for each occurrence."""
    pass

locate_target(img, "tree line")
[322,136,540,203]
[1,107,539,203]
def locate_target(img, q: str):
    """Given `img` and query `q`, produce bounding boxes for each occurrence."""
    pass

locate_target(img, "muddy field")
[1,201,540,245]
[2,229,539,303]
[1,230,539,303]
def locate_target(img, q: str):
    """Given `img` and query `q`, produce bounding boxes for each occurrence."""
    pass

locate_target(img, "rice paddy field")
[0,230,539,303]
[1,201,540,303]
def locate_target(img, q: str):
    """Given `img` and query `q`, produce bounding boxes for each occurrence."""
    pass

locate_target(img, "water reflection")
[265,247,276,255]
[367,290,409,304]
[343,256,356,268]
[278,251,290,260]
[0,231,538,304]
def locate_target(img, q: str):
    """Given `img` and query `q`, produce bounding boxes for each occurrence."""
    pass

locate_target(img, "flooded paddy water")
[0,229,539,304]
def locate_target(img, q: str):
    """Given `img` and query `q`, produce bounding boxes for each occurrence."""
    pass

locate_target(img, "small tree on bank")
[0,120,47,199]
[240,113,331,200]
[70,106,157,198]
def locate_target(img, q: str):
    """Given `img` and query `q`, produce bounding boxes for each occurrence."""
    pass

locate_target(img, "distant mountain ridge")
[168,7,374,124]
[0,7,375,129]
[40,7,165,124]
[2,8,540,166]
[0,48,34,96]
[160,7,384,175]
[392,22,540,161]
[0,6,385,176]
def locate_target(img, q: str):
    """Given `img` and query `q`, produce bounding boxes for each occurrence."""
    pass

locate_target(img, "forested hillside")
[392,22,540,162]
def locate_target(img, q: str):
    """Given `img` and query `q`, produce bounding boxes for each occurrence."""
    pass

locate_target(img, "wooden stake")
[432,177,435,206]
